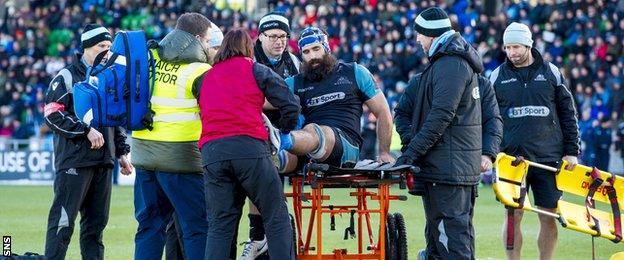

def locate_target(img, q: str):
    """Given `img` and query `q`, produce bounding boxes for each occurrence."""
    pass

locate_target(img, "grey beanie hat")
[503,22,533,47]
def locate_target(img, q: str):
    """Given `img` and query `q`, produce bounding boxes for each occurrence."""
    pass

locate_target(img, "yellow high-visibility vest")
[133,50,211,142]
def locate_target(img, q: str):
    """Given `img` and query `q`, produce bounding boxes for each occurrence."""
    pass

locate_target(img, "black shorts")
[323,127,360,168]
[526,161,562,209]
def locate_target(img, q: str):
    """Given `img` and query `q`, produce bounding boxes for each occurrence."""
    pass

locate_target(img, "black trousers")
[44,166,112,260]
[422,182,477,260]
[203,156,293,260]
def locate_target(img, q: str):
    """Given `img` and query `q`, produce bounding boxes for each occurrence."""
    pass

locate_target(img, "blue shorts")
[323,127,360,168]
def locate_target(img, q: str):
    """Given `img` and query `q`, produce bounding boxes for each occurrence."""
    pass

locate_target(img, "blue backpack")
[73,30,155,131]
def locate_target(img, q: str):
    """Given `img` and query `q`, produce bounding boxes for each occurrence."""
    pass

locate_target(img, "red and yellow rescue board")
[493,153,623,243]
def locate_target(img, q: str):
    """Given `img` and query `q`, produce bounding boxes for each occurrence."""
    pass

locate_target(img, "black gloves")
[394,154,415,167]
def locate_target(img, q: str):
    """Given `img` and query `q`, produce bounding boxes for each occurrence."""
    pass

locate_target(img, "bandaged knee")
[277,150,289,173]
[307,123,328,159]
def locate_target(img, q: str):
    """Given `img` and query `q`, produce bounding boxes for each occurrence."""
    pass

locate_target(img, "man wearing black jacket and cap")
[396,74,503,189]
[393,7,484,259]
[241,12,301,259]
[491,22,579,260]
[43,24,133,260]
[254,12,300,79]
[395,74,503,259]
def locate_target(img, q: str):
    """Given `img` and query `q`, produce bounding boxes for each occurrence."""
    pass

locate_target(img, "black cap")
[81,24,112,49]
[413,7,452,37]
[258,12,290,34]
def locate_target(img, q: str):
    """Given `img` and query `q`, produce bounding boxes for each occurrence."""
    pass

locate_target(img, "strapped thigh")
[321,127,360,168]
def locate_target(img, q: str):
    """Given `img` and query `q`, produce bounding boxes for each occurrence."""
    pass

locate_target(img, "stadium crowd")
[1,0,623,170]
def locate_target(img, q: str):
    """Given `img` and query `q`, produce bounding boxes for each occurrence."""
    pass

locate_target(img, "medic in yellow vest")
[132,22,222,172]
[130,13,223,259]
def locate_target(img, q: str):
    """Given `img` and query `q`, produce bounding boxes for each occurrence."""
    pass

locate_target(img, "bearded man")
[490,22,579,260]
[272,26,394,171]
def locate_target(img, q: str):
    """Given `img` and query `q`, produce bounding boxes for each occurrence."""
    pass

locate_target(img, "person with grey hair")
[490,22,580,260]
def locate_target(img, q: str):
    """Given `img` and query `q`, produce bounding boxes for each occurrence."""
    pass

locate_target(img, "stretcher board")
[557,161,624,209]
[494,153,623,243]
[309,161,416,178]
[558,201,619,241]
[304,161,416,189]
[492,153,531,209]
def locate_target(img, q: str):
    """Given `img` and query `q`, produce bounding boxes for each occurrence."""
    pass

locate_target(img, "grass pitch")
[0,184,622,259]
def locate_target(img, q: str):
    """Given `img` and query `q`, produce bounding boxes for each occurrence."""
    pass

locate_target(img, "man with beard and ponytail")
[491,22,579,260]
[240,12,301,259]
[272,26,394,173]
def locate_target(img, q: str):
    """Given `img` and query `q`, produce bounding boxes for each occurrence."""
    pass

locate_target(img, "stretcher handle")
[526,161,559,173]
[511,156,559,173]
[530,207,560,219]
[522,160,617,188]
[512,158,616,187]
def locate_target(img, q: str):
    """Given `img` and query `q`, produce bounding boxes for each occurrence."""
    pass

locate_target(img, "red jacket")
[198,57,267,148]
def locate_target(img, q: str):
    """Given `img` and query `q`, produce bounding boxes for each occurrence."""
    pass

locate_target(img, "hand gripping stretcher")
[492,153,623,252]
[284,160,418,259]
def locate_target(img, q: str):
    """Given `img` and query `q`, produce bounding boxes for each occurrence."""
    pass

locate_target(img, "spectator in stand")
[617,121,624,175]
[593,118,613,171]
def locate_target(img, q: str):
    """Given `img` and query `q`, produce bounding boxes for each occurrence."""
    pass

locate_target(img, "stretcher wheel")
[385,214,398,260]
[394,213,408,260]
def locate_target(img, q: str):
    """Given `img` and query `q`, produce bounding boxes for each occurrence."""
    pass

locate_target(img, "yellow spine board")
[556,161,624,209]
[493,153,623,243]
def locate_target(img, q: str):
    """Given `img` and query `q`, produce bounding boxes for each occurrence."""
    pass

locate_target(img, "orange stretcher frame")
[284,163,413,259]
